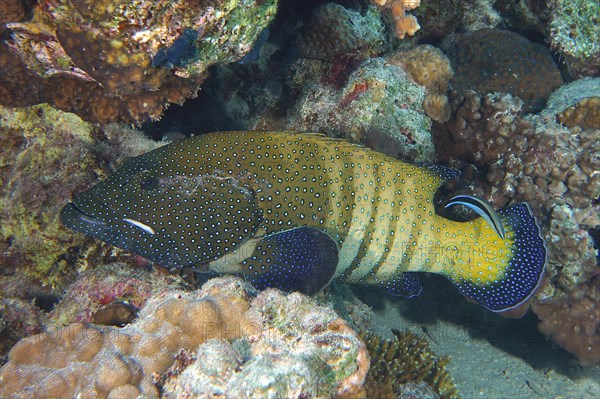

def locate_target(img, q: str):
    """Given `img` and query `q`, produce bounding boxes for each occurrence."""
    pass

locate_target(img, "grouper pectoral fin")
[240,227,339,295]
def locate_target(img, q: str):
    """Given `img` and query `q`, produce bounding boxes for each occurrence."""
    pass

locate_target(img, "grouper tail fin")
[444,200,546,312]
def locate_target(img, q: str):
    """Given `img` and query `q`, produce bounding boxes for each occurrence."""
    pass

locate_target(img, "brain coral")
[0,0,278,123]
[443,29,563,113]
[0,276,369,398]
[298,2,388,60]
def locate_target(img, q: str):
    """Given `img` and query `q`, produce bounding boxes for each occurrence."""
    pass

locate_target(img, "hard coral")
[163,288,369,398]
[361,329,459,399]
[543,77,600,130]
[386,45,453,123]
[0,277,258,398]
[299,3,388,60]
[372,0,421,39]
[0,277,369,398]
[547,0,600,77]
[434,89,600,364]
[0,104,163,291]
[0,0,278,123]
[533,273,600,366]
[443,29,563,113]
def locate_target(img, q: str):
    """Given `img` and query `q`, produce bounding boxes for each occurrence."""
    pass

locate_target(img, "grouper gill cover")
[60,131,547,312]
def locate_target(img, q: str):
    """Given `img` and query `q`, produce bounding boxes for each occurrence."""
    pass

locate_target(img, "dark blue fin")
[449,203,546,312]
[375,272,422,298]
[428,165,461,182]
[240,227,338,295]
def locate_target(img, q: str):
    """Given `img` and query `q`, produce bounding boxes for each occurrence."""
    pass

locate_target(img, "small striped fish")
[61,131,546,312]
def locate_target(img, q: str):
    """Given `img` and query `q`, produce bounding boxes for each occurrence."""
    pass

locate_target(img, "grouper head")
[60,143,262,269]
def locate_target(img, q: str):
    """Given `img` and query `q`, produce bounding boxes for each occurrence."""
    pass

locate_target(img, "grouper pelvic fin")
[374,272,422,298]
[240,227,338,295]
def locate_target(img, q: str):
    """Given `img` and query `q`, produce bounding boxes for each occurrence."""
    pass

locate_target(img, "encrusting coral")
[0,104,164,291]
[361,329,459,399]
[0,0,278,123]
[386,45,453,123]
[443,29,563,113]
[0,276,370,398]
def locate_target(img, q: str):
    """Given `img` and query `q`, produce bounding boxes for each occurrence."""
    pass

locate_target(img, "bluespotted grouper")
[60,131,546,312]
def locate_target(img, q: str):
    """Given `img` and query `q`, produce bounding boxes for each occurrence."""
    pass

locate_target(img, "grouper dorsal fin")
[240,227,339,295]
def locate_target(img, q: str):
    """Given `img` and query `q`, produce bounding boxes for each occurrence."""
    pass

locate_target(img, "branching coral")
[372,0,421,39]
[361,329,460,399]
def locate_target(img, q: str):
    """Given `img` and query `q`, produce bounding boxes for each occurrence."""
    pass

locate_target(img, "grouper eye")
[140,176,157,190]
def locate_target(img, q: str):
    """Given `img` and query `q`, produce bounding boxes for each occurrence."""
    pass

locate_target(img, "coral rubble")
[443,29,563,113]
[0,277,369,398]
[362,329,459,399]
[0,0,278,123]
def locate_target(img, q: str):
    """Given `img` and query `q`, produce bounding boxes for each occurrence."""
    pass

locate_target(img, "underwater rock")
[271,57,433,163]
[48,262,184,326]
[163,288,369,398]
[386,45,453,123]
[543,77,600,130]
[443,29,563,113]
[533,273,600,366]
[0,104,163,291]
[0,0,278,123]
[0,299,44,363]
[0,276,369,398]
[299,3,388,60]
[547,0,600,78]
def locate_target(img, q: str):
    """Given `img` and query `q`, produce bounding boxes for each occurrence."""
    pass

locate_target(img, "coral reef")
[372,0,422,39]
[0,0,278,123]
[361,329,459,399]
[443,29,563,113]
[0,298,44,364]
[533,272,600,366]
[48,262,184,326]
[543,77,600,130]
[547,0,600,78]
[299,3,388,60]
[386,45,453,123]
[434,89,600,364]
[0,276,369,398]
[266,57,433,163]
[162,287,369,399]
[0,104,163,291]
